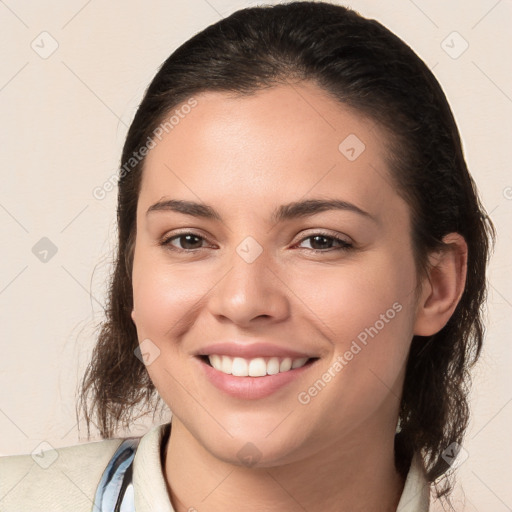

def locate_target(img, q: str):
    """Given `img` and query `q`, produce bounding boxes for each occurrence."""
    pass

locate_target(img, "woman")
[0,2,495,511]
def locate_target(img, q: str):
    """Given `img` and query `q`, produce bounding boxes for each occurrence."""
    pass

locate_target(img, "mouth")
[192,341,322,399]
[195,354,320,400]
[197,354,320,377]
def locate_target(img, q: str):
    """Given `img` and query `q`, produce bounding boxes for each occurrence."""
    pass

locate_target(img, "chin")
[198,429,310,470]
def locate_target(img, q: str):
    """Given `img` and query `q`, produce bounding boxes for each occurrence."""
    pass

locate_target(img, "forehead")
[139,82,403,224]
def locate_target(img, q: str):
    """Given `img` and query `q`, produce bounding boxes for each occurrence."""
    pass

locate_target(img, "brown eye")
[161,233,207,251]
[297,233,353,252]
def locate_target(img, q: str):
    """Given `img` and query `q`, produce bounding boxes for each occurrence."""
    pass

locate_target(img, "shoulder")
[0,437,124,512]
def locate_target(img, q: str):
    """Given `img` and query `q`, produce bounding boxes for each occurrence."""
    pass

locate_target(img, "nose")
[207,242,291,328]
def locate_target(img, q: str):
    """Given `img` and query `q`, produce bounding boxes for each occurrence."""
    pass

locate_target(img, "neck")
[163,418,405,512]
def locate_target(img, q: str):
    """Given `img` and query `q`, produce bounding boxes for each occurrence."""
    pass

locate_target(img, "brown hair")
[77,1,496,502]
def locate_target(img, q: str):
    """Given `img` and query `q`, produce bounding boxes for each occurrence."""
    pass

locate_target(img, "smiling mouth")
[197,355,320,377]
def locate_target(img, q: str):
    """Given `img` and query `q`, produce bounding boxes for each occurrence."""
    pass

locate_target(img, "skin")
[130,81,467,512]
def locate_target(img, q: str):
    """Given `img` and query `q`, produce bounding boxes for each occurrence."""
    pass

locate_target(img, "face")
[130,81,421,467]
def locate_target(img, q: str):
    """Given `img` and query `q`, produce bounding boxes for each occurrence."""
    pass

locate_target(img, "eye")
[160,232,210,251]
[296,233,353,252]
[159,231,353,254]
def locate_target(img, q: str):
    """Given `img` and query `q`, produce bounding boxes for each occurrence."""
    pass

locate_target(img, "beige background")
[0,0,510,510]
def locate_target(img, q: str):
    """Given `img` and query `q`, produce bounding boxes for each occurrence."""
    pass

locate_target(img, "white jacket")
[0,422,430,511]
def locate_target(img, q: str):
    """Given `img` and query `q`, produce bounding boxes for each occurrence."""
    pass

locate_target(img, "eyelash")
[159,231,354,254]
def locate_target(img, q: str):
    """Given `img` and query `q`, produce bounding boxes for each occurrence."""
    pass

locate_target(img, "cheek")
[131,256,211,407]
[292,249,417,341]
[131,253,211,340]
[132,239,418,355]
[290,250,418,408]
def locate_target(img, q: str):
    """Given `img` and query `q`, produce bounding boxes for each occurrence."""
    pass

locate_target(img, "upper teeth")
[208,355,310,377]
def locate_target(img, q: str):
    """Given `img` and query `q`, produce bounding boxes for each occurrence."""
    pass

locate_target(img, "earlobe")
[413,233,468,336]
[131,308,136,325]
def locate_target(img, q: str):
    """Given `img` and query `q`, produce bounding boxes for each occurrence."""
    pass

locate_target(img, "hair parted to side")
[77,0,495,502]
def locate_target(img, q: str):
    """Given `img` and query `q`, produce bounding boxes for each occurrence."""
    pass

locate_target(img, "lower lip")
[196,357,318,400]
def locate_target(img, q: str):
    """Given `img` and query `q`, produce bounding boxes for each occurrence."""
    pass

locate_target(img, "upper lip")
[194,342,318,360]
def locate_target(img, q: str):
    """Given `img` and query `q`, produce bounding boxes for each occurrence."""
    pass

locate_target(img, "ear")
[131,308,137,325]
[413,233,468,336]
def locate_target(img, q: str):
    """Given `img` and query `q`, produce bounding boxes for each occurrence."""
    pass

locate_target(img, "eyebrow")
[146,198,377,224]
